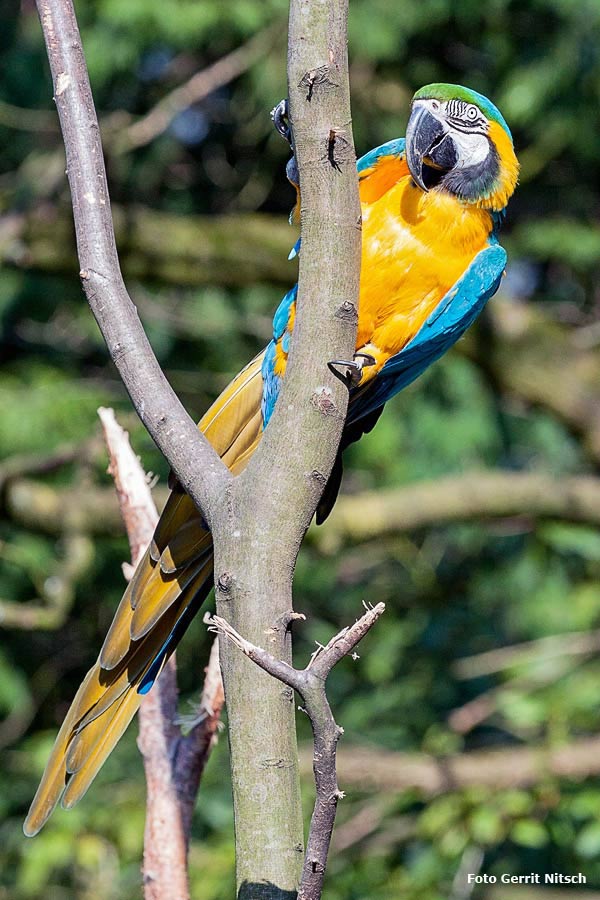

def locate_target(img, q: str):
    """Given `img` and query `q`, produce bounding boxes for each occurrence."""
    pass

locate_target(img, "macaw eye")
[466,105,479,121]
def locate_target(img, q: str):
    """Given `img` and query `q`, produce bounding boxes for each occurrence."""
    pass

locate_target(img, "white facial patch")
[450,130,490,169]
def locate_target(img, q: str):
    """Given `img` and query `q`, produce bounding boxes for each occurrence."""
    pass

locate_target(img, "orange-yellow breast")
[355,163,493,380]
[274,158,494,382]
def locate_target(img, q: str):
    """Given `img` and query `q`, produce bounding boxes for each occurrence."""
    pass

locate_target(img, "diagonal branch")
[35,0,231,528]
[115,23,283,153]
[207,602,385,900]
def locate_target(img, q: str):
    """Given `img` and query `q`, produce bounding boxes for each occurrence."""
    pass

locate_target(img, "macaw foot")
[328,352,376,387]
[271,98,292,145]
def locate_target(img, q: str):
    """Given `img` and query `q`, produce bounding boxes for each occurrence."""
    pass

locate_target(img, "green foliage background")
[1,0,600,897]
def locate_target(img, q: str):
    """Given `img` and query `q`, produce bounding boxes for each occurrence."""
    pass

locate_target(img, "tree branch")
[313,470,600,551]
[207,602,385,900]
[197,0,361,893]
[0,205,293,287]
[99,407,224,900]
[35,0,231,527]
[99,407,187,899]
[319,734,600,797]
[9,467,600,542]
[453,629,600,679]
[114,24,283,153]
[36,0,360,892]
[172,638,225,838]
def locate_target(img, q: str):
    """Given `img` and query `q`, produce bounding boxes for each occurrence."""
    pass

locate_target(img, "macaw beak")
[406,103,457,192]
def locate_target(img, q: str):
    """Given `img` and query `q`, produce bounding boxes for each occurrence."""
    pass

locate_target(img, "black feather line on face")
[440,138,500,202]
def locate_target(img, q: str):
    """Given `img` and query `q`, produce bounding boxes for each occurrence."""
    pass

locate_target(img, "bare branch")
[322,734,600,797]
[98,407,159,566]
[172,639,225,837]
[0,204,293,288]
[115,24,283,153]
[35,0,231,527]
[315,470,600,550]
[454,629,600,680]
[208,603,385,900]
[99,408,187,899]
[9,468,600,539]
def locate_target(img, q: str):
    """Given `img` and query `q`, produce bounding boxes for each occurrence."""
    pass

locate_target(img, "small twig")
[100,407,224,900]
[206,602,385,900]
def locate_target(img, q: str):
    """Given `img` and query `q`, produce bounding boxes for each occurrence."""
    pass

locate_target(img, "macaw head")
[406,83,519,211]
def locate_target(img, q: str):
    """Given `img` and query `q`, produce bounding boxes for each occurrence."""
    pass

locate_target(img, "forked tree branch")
[207,603,385,900]
[35,0,231,528]
[99,408,224,900]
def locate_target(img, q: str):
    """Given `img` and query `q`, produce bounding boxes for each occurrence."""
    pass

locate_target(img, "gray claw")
[328,353,376,387]
[271,99,291,144]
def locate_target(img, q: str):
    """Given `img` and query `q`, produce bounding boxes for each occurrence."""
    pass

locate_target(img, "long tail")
[24,353,265,836]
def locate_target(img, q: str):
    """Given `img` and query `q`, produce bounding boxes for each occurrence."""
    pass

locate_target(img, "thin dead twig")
[206,602,385,900]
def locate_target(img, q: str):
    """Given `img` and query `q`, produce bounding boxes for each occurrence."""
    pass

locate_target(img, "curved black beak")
[406,104,456,192]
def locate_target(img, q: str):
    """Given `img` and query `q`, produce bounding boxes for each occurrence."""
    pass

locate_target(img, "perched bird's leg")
[328,353,376,387]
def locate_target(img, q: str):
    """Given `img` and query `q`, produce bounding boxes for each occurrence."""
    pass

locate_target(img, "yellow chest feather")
[357,176,492,359]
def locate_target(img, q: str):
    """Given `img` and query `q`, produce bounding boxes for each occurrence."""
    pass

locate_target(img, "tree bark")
[208,0,361,895]
[35,0,231,527]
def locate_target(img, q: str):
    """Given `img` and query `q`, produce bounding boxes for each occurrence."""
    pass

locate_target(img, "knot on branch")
[299,66,339,102]
[335,301,358,324]
[270,610,307,635]
[310,387,341,419]
[217,572,234,597]
[325,130,354,172]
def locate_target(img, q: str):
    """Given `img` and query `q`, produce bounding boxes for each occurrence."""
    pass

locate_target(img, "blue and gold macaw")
[24,83,518,835]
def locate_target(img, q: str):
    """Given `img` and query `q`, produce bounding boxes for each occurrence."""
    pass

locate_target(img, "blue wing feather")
[261,284,297,427]
[347,241,507,424]
[357,138,406,173]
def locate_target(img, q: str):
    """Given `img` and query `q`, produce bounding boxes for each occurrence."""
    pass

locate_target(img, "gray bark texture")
[211,0,361,893]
